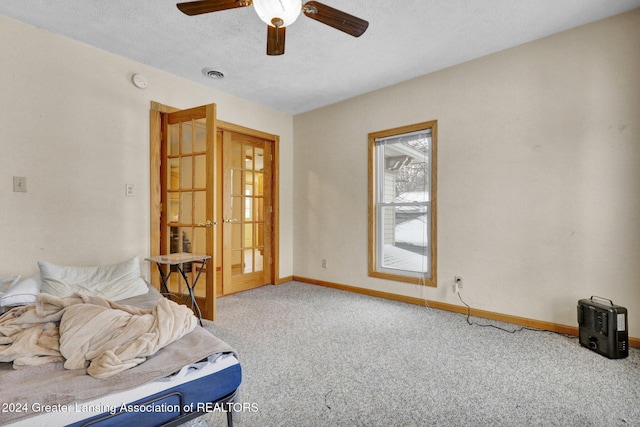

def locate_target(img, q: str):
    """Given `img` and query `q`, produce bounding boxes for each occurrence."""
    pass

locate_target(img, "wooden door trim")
[218,120,277,141]
[150,102,179,265]
[149,104,162,288]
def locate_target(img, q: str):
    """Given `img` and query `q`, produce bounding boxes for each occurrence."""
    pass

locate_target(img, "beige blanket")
[0,293,196,378]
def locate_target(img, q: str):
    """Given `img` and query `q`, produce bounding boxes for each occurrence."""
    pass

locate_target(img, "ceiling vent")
[202,68,225,79]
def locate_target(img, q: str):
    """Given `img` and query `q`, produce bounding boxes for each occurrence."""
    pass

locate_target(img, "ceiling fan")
[176,0,369,56]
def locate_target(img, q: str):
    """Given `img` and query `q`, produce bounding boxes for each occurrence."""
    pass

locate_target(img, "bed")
[0,257,242,427]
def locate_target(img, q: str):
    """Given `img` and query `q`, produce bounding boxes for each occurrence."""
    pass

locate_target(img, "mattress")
[1,284,241,427]
[6,353,242,427]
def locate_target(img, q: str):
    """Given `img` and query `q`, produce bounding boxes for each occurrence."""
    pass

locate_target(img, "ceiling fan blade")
[267,25,286,56]
[176,0,251,16]
[302,1,368,37]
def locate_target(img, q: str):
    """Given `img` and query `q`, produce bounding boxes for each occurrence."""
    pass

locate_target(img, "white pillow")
[1,275,20,291]
[38,257,149,301]
[1,275,41,307]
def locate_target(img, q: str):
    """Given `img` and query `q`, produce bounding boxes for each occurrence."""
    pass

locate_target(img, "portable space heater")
[577,296,628,359]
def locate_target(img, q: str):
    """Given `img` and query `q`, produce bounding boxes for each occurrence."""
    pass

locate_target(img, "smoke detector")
[202,68,225,79]
[131,73,148,89]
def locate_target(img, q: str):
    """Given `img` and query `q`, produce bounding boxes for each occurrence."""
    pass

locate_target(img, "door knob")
[198,220,214,228]
[223,218,238,223]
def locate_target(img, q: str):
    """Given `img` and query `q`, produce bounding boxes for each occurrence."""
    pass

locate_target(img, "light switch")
[13,176,27,192]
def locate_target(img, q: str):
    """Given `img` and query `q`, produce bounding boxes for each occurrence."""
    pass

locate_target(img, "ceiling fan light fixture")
[253,0,302,27]
[176,0,369,56]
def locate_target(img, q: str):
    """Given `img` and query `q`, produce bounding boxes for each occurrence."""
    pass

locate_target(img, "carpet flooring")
[188,281,640,426]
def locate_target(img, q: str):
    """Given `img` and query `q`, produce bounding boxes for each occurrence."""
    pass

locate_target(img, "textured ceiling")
[1,0,639,114]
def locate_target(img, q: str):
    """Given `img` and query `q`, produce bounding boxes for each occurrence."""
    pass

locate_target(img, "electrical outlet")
[453,276,463,293]
[455,276,463,289]
[125,184,134,197]
[322,259,328,269]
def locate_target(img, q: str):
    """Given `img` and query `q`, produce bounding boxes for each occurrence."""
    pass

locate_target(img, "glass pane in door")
[221,128,272,296]
[228,137,267,279]
[165,118,208,298]
[229,138,264,276]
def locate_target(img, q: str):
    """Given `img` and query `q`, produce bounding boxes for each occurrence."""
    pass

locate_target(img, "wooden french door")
[159,104,216,320]
[152,103,280,315]
[220,128,273,294]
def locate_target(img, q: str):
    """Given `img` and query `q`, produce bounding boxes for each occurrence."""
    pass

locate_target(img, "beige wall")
[0,14,293,280]
[293,10,640,336]
[2,9,639,338]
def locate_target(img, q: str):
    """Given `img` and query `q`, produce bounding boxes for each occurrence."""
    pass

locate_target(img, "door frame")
[149,102,280,304]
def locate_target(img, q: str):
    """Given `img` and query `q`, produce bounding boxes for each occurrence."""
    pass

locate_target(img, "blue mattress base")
[67,363,242,427]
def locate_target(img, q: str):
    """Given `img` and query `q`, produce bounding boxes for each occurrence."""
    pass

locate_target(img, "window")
[368,121,437,286]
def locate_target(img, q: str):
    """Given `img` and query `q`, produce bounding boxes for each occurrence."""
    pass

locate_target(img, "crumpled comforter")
[0,293,196,378]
